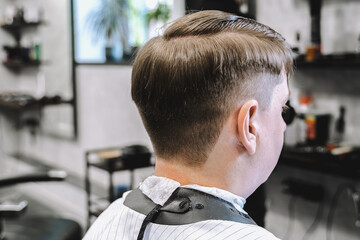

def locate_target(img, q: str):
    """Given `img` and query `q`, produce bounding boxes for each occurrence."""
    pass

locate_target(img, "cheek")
[275,122,285,148]
[276,109,287,134]
[270,114,286,154]
[281,118,287,132]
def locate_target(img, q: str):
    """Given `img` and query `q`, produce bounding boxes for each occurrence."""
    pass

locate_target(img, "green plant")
[146,3,171,25]
[87,0,129,46]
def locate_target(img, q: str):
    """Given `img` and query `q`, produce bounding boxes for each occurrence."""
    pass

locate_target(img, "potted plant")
[145,2,171,39]
[87,0,129,61]
[146,2,171,25]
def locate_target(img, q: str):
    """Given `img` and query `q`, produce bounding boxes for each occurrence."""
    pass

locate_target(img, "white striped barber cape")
[83,176,280,240]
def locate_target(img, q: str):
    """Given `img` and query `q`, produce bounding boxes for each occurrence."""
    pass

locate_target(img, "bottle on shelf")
[291,32,302,61]
[24,5,41,23]
[296,94,313,145]
[306,0,322,62]
[13,6,25,24]
[34,43,41,61]
[3,3,17,25]
[292,32,301,54]
[29,38,41,62]
[2,30,42,65]
[333,106,346,144]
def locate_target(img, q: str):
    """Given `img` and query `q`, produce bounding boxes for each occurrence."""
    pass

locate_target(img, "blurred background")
[0,0,359,239]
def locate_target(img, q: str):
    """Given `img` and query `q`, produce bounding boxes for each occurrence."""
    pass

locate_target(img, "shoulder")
[95,190,135,219]
[83,196,145,240]
[146,220,280,240]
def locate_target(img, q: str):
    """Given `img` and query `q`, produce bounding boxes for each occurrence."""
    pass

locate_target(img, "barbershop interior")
[0,0,360,239]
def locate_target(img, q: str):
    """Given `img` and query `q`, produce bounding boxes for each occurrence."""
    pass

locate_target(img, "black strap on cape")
[123,187,256,240]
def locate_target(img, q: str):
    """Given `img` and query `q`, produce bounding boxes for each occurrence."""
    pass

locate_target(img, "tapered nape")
[131,10,293,165]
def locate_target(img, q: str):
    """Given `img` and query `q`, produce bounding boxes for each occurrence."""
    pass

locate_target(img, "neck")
[154,157,228,188]
[154,113,260,199]
[154,151,256,199]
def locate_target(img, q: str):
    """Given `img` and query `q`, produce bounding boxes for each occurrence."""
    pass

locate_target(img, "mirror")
[0,0,76,139]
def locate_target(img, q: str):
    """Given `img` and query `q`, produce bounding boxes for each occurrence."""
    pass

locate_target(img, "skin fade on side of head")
[131,10,293,166]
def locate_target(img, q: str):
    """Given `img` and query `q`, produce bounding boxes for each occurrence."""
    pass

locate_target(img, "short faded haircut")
[131,10,293,165]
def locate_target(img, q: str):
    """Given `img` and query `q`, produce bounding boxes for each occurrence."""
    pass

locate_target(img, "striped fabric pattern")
[83,196,280,240]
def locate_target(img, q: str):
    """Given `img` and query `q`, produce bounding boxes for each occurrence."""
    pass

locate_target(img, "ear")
[237,100,259,155]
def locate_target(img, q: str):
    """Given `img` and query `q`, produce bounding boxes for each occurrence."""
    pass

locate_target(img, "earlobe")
[237,100,259,155]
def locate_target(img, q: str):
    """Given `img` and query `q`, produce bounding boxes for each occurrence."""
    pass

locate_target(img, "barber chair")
[0,170,82,240]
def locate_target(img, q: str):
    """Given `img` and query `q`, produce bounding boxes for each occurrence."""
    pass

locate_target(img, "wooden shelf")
[280,145,360,180]
[295,53,360,69]
[1,21,43,31]
[0,97,73,111]
[2,60,41,68]
[87,148,153,172]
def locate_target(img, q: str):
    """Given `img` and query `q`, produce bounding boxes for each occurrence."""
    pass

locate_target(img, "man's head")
[131,10,293,167]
